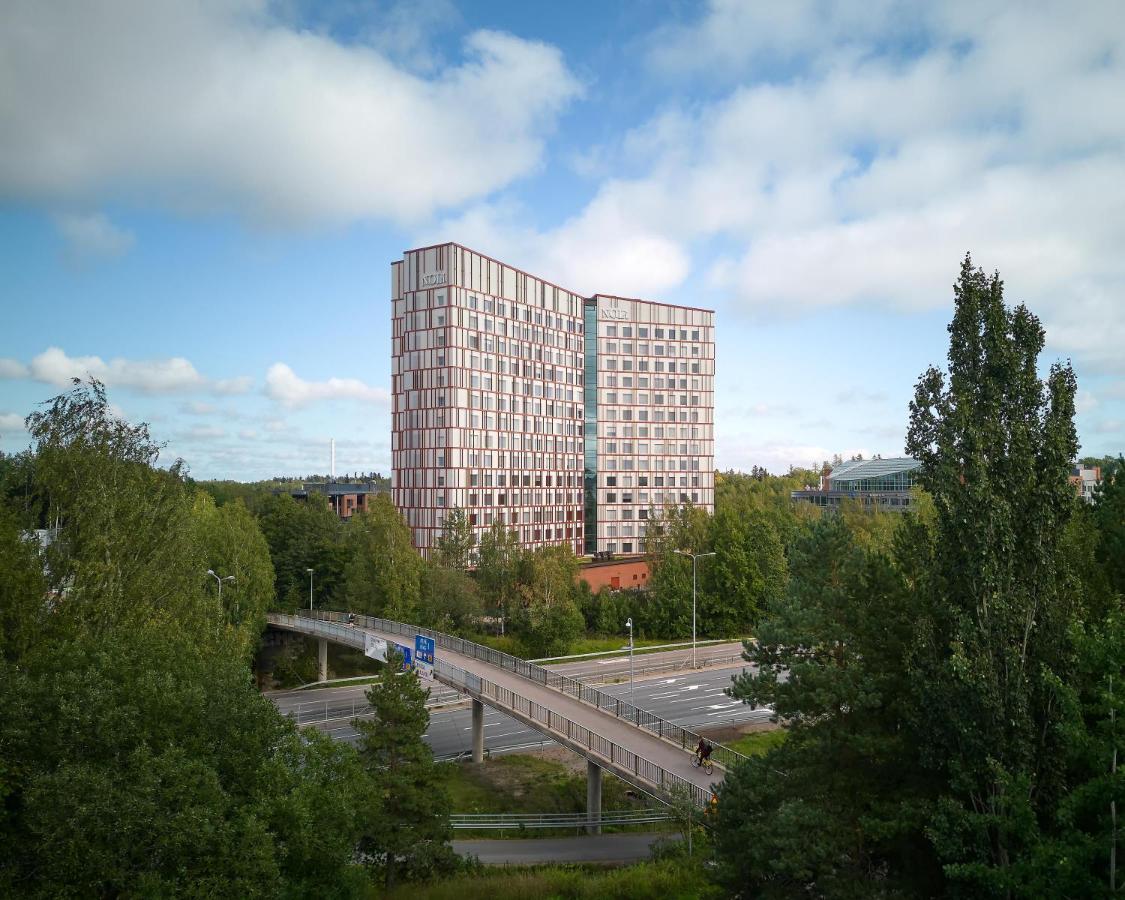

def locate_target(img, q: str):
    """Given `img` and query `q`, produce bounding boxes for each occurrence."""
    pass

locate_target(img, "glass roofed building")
[791,457,922,512]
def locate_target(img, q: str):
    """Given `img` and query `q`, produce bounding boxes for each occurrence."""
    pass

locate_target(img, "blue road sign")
[415,634,435,679]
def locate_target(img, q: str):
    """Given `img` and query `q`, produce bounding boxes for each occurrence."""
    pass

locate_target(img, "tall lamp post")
[673,550,715,668]
[206,569,235,623]
[306,568,315,614]
[625,617,635,700]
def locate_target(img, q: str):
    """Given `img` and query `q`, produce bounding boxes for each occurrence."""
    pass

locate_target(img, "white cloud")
[53,212,134,259]
[265,363,390,409]
[0,3,580,226]
[0,359,29,378]
[0,413,26,432]
[0,347,253,396]
[214,376,254,395]
[454,1,1125,373]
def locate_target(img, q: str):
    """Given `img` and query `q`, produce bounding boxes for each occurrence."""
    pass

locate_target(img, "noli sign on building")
[414,635,435,679]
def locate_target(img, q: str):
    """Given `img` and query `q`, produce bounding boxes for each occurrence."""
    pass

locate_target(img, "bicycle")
[692,751,714,776]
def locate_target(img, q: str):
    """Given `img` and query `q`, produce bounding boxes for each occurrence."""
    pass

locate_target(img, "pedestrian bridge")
[266,611,747,811]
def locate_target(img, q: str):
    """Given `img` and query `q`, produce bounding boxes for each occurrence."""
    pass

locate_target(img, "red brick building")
[577,556,650,591]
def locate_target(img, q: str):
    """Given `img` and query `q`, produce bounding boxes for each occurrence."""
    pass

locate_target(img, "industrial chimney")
[330,437,336,480]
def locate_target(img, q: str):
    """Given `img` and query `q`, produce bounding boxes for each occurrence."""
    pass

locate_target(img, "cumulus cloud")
[0,359,29,379]
[0,347,253,395]
[447,1,1125,372]
[0,2,580,226]
[53,212,134,260]
[265,363,391,409]
[0,413,27,433]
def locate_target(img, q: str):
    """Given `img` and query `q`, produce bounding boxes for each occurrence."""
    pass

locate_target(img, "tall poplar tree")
[905,255,1082,895]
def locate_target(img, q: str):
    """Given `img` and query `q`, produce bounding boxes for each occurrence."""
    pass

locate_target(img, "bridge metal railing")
[432,656,712,807]
[267,612,718,807]
[292,610,751,775]
[450,810,672,830]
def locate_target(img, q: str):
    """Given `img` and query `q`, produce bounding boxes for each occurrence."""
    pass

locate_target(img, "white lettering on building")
[420,272,447,287]
[599,301,630,321]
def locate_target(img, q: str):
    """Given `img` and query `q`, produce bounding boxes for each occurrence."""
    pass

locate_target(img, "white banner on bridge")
[364,634,388,662]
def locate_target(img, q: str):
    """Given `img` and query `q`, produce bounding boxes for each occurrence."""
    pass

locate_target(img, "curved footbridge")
[266,611,748,818]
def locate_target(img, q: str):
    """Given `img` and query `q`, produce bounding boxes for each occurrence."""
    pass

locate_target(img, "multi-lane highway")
[270,643,764,760]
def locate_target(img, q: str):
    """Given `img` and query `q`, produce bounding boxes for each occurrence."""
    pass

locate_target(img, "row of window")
[602,325,704,340]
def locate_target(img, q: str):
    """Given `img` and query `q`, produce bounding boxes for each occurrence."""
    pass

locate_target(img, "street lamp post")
[306,568,315,614]
[206,569,235,623]
[674,550,716,668]
[625,617,635,700]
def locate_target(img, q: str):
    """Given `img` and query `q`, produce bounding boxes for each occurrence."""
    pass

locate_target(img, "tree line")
[711,257,1125,898]
[0,381,455,895]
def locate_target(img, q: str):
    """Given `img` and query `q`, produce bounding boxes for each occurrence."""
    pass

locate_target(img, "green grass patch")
[563,634,670,656]
[725,728,787,757]
[383,859,722,900]
[440,754,645,816]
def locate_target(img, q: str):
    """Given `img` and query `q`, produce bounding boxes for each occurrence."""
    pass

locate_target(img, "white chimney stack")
[330,438,336,479]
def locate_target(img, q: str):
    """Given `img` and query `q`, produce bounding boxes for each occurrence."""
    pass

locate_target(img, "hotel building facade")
[391,243,714,557]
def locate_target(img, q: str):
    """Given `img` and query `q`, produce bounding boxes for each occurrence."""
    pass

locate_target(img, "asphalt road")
[452,831,680,865]
[272,657,766,760]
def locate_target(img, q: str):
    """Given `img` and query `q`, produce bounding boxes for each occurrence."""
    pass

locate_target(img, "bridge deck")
[269,613,723,801]
[356,621,720,797]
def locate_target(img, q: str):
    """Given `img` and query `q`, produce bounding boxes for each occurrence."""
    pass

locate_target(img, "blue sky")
[1,0,1123,479]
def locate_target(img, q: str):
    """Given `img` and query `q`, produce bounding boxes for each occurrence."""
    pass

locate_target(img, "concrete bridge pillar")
[586,761,603,834]
[317,638,328,683]
[471,699,484,764]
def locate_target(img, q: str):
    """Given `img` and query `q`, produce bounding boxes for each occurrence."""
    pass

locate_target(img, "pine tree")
[354,648,456,888]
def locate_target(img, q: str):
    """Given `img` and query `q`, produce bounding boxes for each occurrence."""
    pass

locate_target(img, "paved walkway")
[352,621,721,797]
[452,831,679,865]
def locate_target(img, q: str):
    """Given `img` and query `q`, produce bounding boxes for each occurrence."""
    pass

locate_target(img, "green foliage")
[715,256,1124,897]
[509,544,585,657]
[432,506,474,571]
[0,508,47,663]
[641,492,788,640]
[440,753,645,817]
[1092,456,1125,600]
[191,492,276,654]
[344,495,422,620]
[0,380,379,896]
[354,647,457,888]
[257,490,349,610]
[418,564,483,632]
[381,858,722,900]
[475,519,521,623]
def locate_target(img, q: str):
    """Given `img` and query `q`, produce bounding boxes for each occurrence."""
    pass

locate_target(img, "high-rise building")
[391,243,715,557]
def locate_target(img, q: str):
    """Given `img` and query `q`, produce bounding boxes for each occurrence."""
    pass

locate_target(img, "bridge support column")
[471,699,484,763]
[586,761,602,834]
[317,638,328,683]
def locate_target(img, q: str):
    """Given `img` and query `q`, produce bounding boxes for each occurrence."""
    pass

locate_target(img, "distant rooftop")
[297,482,389,496]
[829,457,921,482]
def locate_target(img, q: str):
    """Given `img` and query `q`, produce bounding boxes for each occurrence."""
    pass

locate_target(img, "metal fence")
[569,652,744,685]
[283,687,464,727]
[287,609,751,775]
[450,810,672,830]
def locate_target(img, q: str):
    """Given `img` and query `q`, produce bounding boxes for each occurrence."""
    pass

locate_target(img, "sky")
[1,0,1123,480]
